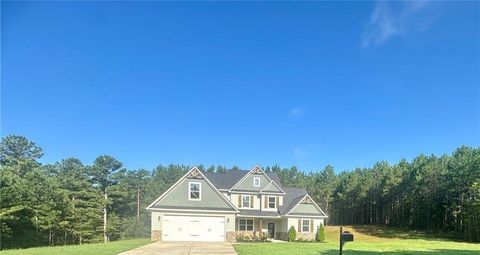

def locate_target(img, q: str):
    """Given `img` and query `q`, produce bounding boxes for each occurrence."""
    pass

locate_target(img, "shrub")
[236,233,251,242]
[316,224,326,242]
[288,226,297,242]
[259,232,268,242]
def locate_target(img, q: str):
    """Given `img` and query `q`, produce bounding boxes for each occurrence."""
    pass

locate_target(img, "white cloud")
[361,1,434,47]
[289,106,304,116]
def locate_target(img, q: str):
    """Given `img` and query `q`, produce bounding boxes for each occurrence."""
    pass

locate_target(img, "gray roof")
[203,170,284,190]
[279,188,308,214]
[202,170,323,217]
[238,210,280,217]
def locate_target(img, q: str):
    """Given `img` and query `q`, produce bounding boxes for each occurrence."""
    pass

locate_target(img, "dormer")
[229,165,285,194]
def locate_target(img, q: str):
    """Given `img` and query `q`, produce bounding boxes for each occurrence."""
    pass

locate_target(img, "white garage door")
[162,215,225,242]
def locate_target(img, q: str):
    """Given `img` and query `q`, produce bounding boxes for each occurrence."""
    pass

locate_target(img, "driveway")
[117,241,238,255]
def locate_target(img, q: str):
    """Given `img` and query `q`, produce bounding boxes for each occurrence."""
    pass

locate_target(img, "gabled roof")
[203,169,284,191]
[146,167,239,212]
[279,188,308,215]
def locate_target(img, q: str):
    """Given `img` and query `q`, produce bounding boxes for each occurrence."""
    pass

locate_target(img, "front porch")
[235,217,288,241]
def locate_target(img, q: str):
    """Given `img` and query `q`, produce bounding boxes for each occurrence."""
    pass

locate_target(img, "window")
[239,219,254,231]
[253,177,260,187]
[242,195,250,208]
[268,196,276,209]
[189,182,201,200]
[302,219,310,232]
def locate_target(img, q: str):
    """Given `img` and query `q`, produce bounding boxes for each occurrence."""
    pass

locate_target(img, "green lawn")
[233,226,480,255]
[0,239,151,255]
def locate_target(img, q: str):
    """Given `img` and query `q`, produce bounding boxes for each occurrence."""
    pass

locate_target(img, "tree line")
[0,135,478,249]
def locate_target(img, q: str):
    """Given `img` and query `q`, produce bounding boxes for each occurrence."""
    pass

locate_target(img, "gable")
[232,172,270,192]
[288,196,327,217]
[148,168,237,212]
[261,181,284,193]
[290,203,324,215]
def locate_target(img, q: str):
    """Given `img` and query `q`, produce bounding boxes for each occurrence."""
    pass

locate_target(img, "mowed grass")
[0,238,151,255]
[234,226,480,255]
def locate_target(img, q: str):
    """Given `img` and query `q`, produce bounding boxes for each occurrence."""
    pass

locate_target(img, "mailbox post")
[339,227,354,255]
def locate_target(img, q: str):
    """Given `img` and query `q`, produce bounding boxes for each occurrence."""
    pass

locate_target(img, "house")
[146,165,328,242]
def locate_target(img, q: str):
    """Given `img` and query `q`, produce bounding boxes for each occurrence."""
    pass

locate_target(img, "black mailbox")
[341,231,354,242]
[339,227,354,255]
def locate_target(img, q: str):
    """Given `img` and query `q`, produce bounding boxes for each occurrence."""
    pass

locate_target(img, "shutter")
[276,197,279,208]
[264,196,268,208]
[250,196,254,208]
[298,219,301,232]
[238,195,241,208]
[310,220,314,233]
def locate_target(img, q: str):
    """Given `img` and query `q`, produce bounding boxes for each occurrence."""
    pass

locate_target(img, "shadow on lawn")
[350,225,460,242]
[317,249,479,255]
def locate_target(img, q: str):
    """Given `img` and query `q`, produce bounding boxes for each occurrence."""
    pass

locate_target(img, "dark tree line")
[0,135,478,249]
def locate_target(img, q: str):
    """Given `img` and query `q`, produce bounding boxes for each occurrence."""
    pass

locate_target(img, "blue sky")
[2,1,479,172]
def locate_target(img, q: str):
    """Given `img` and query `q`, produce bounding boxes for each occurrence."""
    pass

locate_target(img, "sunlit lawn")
[0,239,151,255]
[233,226,480,255]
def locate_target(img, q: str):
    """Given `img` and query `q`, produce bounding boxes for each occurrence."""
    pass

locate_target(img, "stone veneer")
[151,230,162,241]
[226,231,236,242]
[296,232,315,241]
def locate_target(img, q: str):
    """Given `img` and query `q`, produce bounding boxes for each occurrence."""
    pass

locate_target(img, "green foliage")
[1,134,480,249]
[288,226,296,242]
[316,224,326,242]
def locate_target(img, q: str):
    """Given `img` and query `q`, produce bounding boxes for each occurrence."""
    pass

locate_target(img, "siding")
[154,178,232,209]
[290,203,323,215]
[234,174,270,191]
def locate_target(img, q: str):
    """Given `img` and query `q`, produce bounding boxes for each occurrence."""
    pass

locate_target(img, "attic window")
[253,177,261,187]
[189,182,201,201]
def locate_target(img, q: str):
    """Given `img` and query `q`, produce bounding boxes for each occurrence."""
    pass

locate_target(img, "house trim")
[149,208,237,214]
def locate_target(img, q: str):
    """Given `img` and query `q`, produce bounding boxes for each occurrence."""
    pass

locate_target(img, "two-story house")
[146,166,327,242]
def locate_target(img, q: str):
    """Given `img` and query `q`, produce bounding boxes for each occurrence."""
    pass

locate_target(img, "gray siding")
[234,174,270,191]
[264,182,282,193]
[290,203,323,215]
[154,178,232,209]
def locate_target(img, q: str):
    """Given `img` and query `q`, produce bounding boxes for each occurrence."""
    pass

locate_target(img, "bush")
[259,232,268,242]
[288,226,296,242]
[236,233,251,242]
[316,224,326,242]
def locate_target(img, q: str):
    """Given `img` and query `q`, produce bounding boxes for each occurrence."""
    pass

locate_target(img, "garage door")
[162,215,225,241]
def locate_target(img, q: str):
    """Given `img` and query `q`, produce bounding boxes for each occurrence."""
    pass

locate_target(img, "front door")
[267,223,275,239]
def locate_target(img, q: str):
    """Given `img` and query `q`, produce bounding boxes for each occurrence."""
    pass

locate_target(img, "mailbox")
[339,227,354,255]
[341,231,354,242]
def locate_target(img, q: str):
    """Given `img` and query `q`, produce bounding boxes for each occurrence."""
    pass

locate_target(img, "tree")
[316,224,326,242]
[288,226,296,241]
[0,135,43,176]
[90,156,123,243]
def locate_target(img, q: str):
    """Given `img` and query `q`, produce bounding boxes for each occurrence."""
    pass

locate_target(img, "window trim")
[301,219,310,233]
[241,195,250,208]
[268,196,276,209]
[188,181,201,201]
[239,218,254,231]
[253,177,261,187]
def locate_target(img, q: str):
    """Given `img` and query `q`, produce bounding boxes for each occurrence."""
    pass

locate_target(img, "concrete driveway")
[117,241,238,255]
